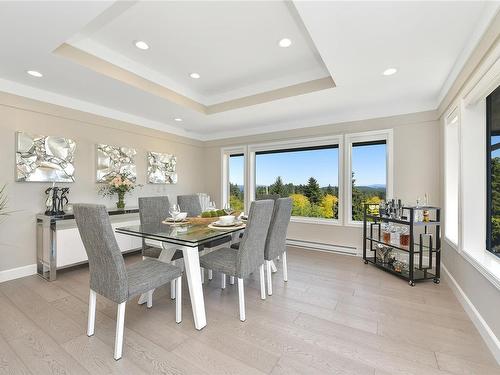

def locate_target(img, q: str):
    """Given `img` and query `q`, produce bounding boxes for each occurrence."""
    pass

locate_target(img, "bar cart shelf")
[362,204,441,286]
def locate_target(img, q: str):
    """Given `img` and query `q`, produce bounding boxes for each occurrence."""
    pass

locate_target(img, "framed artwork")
[147,151,177,184]
[96,144,137,182]
[16,132,76,182]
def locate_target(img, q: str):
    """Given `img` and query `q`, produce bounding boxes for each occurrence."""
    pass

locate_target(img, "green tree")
[304,177,322,204]
[269,176,286,197]
[491,157,500,251]
[351,172,365,221]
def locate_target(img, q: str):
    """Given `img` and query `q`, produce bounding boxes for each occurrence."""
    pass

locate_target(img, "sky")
[493,135,500,158]
[229,144,387,187]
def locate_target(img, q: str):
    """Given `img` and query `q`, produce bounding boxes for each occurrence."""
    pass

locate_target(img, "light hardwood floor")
[0,247,498,375]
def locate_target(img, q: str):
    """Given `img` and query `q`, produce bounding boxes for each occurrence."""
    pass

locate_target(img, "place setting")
[207,203,245,230]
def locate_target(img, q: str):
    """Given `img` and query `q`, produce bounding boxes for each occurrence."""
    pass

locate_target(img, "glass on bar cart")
[400,226,410,247]
[414,197,423,222]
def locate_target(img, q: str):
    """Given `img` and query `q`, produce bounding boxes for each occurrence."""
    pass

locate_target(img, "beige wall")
[203,110,440,252]
[0,93,206,272]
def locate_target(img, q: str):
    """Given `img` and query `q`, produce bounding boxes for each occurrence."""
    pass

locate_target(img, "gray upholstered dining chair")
[138,196,170,259]
[139,196,183,302]
[177,194,203,217]
[263,197,292,295]
[177,194,231,283]
[199,200,274,321]
[73,204,182,360]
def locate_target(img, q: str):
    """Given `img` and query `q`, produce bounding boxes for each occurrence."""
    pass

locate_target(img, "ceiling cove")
[55,0,335,115]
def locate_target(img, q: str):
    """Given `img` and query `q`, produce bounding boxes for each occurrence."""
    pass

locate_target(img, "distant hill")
[356,185,386,195]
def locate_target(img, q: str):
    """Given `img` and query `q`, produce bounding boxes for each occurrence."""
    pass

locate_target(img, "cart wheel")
[364,260,368,264]
[433,278,440,284]
[409,281,415,287]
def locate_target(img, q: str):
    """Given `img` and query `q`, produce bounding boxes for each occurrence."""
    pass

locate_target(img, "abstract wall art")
[96,144,137,182]
[147,151,177,184]
[15,132,76,182]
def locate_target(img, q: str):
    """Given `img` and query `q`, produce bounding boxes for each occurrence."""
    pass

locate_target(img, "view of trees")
[491,156,500,253]
[229,173,386,220]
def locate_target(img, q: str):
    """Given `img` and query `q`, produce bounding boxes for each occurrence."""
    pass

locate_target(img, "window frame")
[486,87,500,255]
[248,135,343,225]
[345,129,393,227]
[221,145,248,212]
[444,108,461,249]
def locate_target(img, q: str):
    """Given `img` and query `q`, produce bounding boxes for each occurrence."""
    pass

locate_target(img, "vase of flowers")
[99,173,137,209]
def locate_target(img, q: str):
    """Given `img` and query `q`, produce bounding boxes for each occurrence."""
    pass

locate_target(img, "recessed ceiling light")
[278,38,292,48]
[134,40,149,50]
[174,117,183,122]
[189,72,200,79]
[382,68,398,76]
[26,70,43,78]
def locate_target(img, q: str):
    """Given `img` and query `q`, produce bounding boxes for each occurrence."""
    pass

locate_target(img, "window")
[487,87,500,256]
[229,154,244,211]
[346,130,392,224]
[445,110,460,246]
[254,144,340,220]
[221,147,246,212]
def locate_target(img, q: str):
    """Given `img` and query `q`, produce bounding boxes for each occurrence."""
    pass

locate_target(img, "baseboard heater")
[286,238,358,256]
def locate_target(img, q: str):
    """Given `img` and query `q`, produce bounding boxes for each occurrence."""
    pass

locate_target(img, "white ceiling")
[0,1,497,141]
[71,1,329,104]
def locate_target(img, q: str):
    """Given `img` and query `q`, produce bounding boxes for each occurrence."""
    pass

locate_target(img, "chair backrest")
[264,197,292,260]
[237,200,274,278]
[177,194,202,217]
[138,196,170,251]
[73,204,128,303]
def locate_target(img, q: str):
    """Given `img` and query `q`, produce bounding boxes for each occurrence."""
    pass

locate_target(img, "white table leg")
[180,245,207,330]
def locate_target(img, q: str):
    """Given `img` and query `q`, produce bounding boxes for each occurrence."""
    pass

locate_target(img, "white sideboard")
[36,209,142,281]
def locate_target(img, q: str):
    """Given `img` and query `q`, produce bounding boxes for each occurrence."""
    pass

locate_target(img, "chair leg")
[146,290,153,308]
[201,267,205,284]
[270,260,278,273]
[170,280,176,300]
[114,302,126,360]
[221,273,226,289]
[87,289,96,336]
[282,251,288,282]
[238,278,245,321]
[208,269,213,280]
[175,276,182,323]
[259,264,266,300]
[266,260,273,296]
[229,276,235,285]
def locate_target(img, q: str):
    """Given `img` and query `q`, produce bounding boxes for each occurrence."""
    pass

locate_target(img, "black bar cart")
[362,203,441,286]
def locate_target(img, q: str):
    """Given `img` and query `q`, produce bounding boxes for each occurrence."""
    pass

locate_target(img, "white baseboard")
[442,264,500,365]
[286,238,358,256]
[0,264,37,283]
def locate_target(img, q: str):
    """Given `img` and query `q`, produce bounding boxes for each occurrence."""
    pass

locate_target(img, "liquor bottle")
[423,193,430,222]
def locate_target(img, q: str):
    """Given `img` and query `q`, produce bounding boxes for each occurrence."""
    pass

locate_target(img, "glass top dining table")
[115,221,245,247]
[115,220,245,331]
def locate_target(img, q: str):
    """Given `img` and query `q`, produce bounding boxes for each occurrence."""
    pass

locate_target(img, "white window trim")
[247,135,344,225]
[443,107,461,249]
[445,40,500,290]
[221,145,248,212]
[344,129,394,227]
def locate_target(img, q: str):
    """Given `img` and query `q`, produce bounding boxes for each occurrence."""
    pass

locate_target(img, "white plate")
[213,220,240,227]
[208,223,245,230]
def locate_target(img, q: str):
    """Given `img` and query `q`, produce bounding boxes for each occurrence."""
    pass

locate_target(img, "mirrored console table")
[36,208,142,281]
